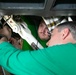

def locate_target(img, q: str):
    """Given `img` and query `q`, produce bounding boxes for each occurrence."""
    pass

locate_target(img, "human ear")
[62,28,70,40]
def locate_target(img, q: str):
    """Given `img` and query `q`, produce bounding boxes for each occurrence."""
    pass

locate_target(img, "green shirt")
[0,42,76,75]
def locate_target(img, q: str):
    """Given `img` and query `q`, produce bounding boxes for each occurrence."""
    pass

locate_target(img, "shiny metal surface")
[0,0,76,17]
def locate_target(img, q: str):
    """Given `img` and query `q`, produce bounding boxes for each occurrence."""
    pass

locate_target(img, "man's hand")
[0,36,8,43]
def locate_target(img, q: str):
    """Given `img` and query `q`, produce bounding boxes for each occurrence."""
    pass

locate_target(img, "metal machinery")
[0,0,76,16]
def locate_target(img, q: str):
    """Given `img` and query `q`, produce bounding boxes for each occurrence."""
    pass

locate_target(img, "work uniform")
[0,42,76,75]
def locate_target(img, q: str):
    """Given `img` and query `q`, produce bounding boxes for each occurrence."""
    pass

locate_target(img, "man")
[0,19,22,75]
[0,21,76,75]
[38,20,50,40]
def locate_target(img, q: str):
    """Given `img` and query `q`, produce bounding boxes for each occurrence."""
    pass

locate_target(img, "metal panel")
[0,0,76,16]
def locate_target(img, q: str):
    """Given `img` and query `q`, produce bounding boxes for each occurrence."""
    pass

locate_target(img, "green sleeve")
[0,42,50,75]
[0,42,76,75]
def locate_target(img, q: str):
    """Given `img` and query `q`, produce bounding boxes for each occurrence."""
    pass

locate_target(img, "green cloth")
[0,42,76,75]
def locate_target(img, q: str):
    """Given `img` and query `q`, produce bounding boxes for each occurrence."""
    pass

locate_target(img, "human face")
[38,21,50,40]
[46,27,62,46]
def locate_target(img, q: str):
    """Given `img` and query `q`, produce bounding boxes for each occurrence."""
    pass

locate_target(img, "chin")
[39,37,44,40]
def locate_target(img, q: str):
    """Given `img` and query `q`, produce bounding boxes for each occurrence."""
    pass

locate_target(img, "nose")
[40,26,45,32]
[44,27,49,34]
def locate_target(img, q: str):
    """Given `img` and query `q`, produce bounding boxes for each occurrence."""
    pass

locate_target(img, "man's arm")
[0,41,27,74]
[0,39,41,74]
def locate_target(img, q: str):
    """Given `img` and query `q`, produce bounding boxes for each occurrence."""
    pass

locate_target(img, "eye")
[39,24,43,27]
